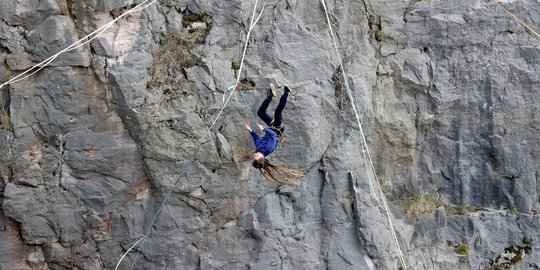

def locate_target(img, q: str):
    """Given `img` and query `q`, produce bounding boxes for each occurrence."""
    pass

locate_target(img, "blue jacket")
[250,127,278,156]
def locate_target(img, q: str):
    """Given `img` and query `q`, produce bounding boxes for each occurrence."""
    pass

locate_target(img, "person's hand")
[244,122,252,132]
[257,124,264,132]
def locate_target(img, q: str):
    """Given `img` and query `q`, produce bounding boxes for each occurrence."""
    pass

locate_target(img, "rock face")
[1,0,539,269]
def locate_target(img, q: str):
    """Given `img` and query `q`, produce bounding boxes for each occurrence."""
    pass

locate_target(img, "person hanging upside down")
[244,83,303,185]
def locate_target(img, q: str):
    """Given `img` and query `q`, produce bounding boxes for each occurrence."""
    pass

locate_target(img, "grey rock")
[189,186,205,199]
[3,184,48,220]
[74,0,140,12]
[96,240,124,269]
[0,218,33,269]
[26,16,91,67]
[237,209,259,230]
[2,0,540,269]
[13,152,43,187]
[81,210,106,238]
[42,242,71,269]
[20,216,57,244]
[5,52,34,71]
[0,206,5,232]
[0,23,34,70]
[0,132,12,186]
[51,207,84,243]
[393,48,432,87]
[106,50,153,141]
[254,193,294,229]
[408,210,540,269]
[0,0,61,27]
[26,247,46,266]
[89,12,153,57]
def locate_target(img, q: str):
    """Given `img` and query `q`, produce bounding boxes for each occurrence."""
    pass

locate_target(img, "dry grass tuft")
[404,194,485,220]
[147,31,207,90]
[147,11,211,94]
[0,106,11,130]
[446,205,485,216]
[404,194,442,219]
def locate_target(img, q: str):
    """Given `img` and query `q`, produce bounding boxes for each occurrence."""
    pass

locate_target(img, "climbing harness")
[116,1,267,269]
[319,0,409,269]
[268,119,284,139]
[0,0,157,89]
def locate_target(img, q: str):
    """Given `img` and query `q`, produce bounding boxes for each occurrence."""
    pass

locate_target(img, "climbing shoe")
[269,83,277,97]
[284,84,291,93]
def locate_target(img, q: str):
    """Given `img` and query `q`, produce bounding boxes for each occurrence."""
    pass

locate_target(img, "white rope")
[223,0,266,103]
[114,236,145,270]
[115,1,266,269]
[4,4,157,267]
[0,0,157,89]
[117,77,238,270]
[319,1,408,269]
[320,3,380,203]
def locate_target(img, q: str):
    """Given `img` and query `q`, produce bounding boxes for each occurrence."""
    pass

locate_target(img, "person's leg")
[273,89,289,126]
[257,95,273,126]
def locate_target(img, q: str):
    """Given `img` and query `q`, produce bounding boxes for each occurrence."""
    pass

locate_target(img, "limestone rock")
[26,247,45,267]
[26,16,91,67]
[1,0,540,269]
[0,0,61,27]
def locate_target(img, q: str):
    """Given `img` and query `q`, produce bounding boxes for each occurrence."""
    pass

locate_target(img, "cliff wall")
[1,0,539,269]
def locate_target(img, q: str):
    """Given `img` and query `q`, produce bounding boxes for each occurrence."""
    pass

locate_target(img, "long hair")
[252,157,304,185]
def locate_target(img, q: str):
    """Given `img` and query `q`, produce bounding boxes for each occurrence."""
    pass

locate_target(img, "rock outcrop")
[1,0,539,269]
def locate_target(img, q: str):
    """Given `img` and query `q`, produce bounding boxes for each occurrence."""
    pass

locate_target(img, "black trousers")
[257,91,289,134]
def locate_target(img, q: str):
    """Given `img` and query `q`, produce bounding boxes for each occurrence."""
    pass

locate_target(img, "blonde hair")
[252,157,304,185]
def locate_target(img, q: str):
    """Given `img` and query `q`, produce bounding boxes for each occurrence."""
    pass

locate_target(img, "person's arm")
[245,122,260,146]
[250,130,261,146]
[244,122,252,132]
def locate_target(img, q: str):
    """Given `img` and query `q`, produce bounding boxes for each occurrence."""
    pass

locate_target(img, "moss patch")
[455,243,469,255]
[368,15,383,42]
[446,205,485,216]
[345,192,355,204]
[231,59,241,72]
[182,11,211,29]
[6,155,16,167]
[238,78,256,91]
[0,106,11,130]
[332,67,347,110]
[488,245,532,269]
